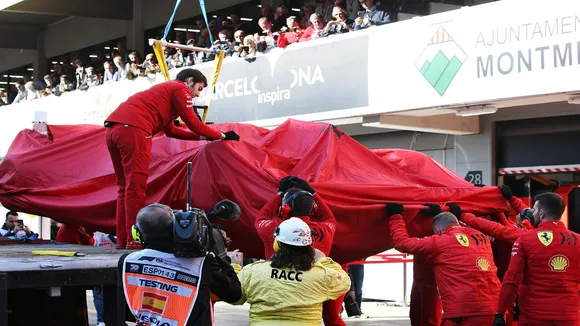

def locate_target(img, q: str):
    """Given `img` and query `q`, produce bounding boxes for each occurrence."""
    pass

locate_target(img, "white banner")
[0,78,160,156]
[369,0,580,112]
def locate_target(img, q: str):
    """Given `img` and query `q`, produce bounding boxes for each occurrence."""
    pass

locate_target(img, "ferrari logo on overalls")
[455,234,469,247]
[537,231,553,246]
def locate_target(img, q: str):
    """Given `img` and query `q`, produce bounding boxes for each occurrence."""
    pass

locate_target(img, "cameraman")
[119,203,241,326]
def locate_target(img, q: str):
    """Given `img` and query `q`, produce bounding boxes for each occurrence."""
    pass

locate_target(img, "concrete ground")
[87,291,410,326]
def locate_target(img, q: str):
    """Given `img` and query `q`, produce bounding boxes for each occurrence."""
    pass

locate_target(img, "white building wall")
[352,101,580,185]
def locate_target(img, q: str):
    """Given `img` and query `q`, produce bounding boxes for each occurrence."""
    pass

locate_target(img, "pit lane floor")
[87,291,411,325]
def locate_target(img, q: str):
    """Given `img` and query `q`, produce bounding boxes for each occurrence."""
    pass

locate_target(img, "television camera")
[173,162,241,258]
[132,162,241,258]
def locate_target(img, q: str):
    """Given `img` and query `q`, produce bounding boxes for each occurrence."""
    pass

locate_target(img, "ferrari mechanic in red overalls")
[255,176,346,326]
[105,68,240,249]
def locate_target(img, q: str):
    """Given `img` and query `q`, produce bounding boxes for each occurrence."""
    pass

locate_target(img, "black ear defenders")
[280,191,317,218]
[131,209,176,244]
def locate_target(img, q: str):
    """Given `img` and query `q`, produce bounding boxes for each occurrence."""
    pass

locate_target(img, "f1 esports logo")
[415,26,467,96]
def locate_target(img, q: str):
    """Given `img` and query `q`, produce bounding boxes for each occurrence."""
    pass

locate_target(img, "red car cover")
[0,119,507,263]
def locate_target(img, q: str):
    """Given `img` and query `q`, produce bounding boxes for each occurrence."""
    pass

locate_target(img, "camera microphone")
[210,199,241,221]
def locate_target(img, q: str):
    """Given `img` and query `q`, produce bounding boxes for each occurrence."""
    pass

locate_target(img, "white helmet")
[274,217,313,247]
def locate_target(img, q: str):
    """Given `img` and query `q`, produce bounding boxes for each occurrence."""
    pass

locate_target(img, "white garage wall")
[352,102,580,187]
[352,131,457,172]
[455,101,580,186]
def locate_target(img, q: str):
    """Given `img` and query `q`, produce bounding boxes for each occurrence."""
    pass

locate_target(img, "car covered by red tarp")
[0,119,507,262]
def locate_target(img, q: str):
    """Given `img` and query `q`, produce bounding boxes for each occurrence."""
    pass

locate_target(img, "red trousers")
[322,293,347,326]
[441,316,494,326]
[105,124,152,248]
[410,280,442,326]
[55,225,94,246]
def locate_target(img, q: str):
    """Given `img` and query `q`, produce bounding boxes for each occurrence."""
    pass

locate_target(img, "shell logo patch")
[476,257,491,271]
[455,234,469,247]
[537,231,553,246]
[549,254,569,272]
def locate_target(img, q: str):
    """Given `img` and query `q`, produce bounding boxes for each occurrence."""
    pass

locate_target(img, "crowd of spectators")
[1,48,161,106]
[0,0,392,106]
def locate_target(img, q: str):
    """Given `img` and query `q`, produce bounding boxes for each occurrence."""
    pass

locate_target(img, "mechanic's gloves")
[386,203,404,217]
[445,202,462,219]
[279,176,296,193]
[278,176,316,194]
[292,177,316,194]
[499,184,513,200]
[222,130,240,141]
[520,208,534,220]
[492,314,507,326]
[421,203,442,217]
[520,208,536,228]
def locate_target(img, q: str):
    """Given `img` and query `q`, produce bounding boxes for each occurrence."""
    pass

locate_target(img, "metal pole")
[148,38,215,54]
[403,253,408,308]
[186,162,192,211]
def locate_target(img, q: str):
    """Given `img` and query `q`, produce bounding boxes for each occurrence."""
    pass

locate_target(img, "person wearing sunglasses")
[104,68,240,250]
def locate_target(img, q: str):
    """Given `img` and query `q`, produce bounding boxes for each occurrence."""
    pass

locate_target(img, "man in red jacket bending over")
[105,68,240,249]
[388,202,500,326]
[255,176,346,326]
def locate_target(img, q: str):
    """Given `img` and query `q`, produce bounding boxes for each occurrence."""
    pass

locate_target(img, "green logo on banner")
[415,26,467,96]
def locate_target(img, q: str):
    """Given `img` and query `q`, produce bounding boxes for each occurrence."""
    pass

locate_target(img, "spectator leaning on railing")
[24,81,40,101]
[217,30,236,56]
[103,61,117,83]
[12,80,25,104]
[0,90,7,106]
[238,35,258,58]
[113,55,128,81]
[354,0,391,30]
[233,30,246,53]
[324,6,354,36]
[256,16,279,52]
[300,13,326,42]
[57,75,74,95]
